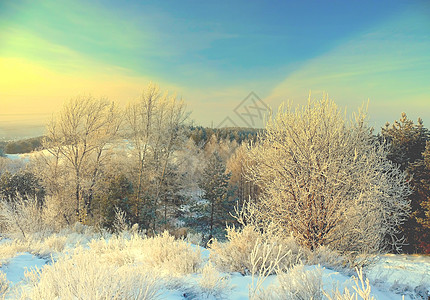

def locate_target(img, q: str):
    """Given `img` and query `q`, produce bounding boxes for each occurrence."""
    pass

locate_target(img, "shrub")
[274,264,323,300]
[196,262,232,299]
[0,195,48,239]
[245,98,410,255]
[22,248,160,300]
[87,232,201,276]
[209,224,305,275]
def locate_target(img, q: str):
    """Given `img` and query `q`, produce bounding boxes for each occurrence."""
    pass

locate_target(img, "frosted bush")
[27,234,67,258]
[245,99,410,255]
[250,265,323,300]
[22,248,160,300]
[199,262,231,298]
[275,264,323,299]
[192,262,232,299]
[0,240,27,264]
[0,195,50,239]
[210,224,305,275]
[87,231,201,276]
[307,246,376,271]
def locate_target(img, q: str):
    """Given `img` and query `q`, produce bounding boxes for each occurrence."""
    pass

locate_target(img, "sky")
[0,0,429,138]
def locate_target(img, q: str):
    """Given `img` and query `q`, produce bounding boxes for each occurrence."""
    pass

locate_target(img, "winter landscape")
[1,1,430,299]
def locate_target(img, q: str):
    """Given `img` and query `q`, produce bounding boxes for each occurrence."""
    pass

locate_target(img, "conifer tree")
[188,151,234,241]
[382,113,429,170]
[382,113,430,253]
[405,142,430,253]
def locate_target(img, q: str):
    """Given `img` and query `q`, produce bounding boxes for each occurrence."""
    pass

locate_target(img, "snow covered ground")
[0,233,428,299]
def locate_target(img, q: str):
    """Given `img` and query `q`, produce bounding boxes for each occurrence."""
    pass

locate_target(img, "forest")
[0,84,429,299]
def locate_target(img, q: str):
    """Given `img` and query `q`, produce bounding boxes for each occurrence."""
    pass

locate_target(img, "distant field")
[0,114,48,140]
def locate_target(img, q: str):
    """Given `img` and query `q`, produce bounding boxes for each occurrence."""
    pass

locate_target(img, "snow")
[0,241,429,299]
[4,154,30,162]
[1,253,47,284]
[366,254,430,298]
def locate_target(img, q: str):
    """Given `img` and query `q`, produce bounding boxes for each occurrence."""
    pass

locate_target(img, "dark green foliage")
[405,142,430,253]
[0,171,45,204]
[186,152,236,243]
[189,126,260,146]
[157,164,187,230]
[94,173,133,230]
[5,136,43,154]
[382,113,430,253]
[382,113,429,170]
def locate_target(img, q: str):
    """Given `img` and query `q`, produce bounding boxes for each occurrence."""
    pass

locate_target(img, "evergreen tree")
[94,173,133,231]
[381,113,430,253]
[188,152,235,242]
[406,142,430,253]
[381,112,429,170]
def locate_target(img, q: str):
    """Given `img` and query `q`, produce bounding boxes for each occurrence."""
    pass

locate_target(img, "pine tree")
[382,113,430,253]
[406,142,430,253]
[381,112,429,170]
[188,151,234,242]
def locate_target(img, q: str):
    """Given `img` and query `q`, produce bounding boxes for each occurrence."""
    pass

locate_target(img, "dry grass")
[323,268,375,300]
[17,231,202,299]
[86,232,201,277]
[0,271,9,300]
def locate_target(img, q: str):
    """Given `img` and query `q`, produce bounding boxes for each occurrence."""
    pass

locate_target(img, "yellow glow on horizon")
[0,56,155,115]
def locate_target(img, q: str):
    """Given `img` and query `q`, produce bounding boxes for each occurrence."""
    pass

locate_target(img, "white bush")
[245,98,410,255]
[0,195,49,239]
[275,264,323,300]
[87,231,201,276]
[22,248,160,300]
[210,224,305,275]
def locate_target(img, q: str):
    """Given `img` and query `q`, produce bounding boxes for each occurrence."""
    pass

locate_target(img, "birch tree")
[42,96,121,221]
[244,98,410,255]
[125,83,189,230]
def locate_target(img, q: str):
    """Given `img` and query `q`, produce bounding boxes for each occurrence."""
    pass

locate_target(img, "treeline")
[0,89,429,253]
[0,128,259,155]
[0,84,260,244]
[189,126,260,146]
[0,136,43,154]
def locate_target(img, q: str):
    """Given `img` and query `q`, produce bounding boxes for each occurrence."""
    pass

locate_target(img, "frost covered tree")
[125,83,189,230]
[244,98,410,255]
[227,143,261,207]
[42,96,121,221]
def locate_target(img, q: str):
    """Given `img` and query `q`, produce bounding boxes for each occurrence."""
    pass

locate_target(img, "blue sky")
[0,0,429,137]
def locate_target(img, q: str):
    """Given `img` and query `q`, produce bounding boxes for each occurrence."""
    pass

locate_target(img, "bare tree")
[125,83,189,230]
[42,96,121,221]
[244,98,410,255]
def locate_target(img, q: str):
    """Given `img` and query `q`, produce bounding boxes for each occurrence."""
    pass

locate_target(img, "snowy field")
[0,229,429,300]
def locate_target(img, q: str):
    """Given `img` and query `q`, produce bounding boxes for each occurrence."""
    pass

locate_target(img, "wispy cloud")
[266,9,430,127]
